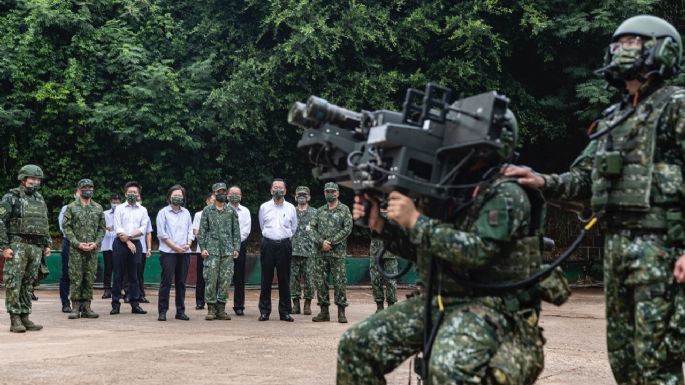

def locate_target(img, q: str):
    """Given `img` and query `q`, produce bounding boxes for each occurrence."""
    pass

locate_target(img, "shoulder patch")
[488,209,499,226]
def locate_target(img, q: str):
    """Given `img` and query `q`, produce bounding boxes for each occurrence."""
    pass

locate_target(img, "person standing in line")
[111,181,148,315]
[228,185,251,316]
[58,187,79,313]
[368,234,398,313]
[290,186,317,315]
[257,178,297,322]
[198,183,240,321]
[156,185,193,321]
[101,194,121,299]
[62,179,106,319]
[191,192,214,310]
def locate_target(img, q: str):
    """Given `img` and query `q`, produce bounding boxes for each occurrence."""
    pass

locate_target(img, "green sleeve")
[541,140,595,201]
[0,194,12,250]
[328,205,353,245]
[95,207,106,247]
[198,208,210,250]
[310,209,323,250]
[232,210,240,251]
[62,206,81,247]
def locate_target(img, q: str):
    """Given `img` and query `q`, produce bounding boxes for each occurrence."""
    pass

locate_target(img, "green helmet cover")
[17,164,45,181]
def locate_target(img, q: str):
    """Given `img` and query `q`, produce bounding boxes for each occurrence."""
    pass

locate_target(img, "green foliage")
[0,0,682,233]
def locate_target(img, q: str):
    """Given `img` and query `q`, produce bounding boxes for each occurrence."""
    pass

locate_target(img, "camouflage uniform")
[0,186,50,318]
[540,84,685,384]
[290,205,317,300]
[197,203,240,306]
[62,197,106,306]
[337,180,547,385]
[311,201,353,308]
[369,236,398,306]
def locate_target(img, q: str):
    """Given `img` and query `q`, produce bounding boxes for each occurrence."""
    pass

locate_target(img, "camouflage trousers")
[337,295,544,385]
[314,256,347,307]
[369,255,397,304]
[290,254,314,300]
[604,232,685,385]
[68,248,98,302]
[203,254,234,304]
[3,241,41,315]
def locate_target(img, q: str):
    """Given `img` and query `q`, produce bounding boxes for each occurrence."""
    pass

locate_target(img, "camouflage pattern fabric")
[291,206,317,257]
[369,237,397,304]
[338,178,546,384]
[198,204,240,304]
[3,241,42,314]
[290,255,314,300]
[62,199,106,302]
[311,202,352,308]
[539,84,685,385]
[203,254,234,304]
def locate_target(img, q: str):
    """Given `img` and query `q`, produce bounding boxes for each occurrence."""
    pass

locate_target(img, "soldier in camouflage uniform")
[0,165,51,333]
[505,15,685,385]
[62,179,106,319]
[338,111,558,384]
[311,182,353,323]
[368,234,398,313]
[197,183,240,321]
[290,186,317,315]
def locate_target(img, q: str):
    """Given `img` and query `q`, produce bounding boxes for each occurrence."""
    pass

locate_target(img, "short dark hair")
[123,181,141,194]
[110,193,121,201]
[205,191,214,201]
[271,178,286,188]
[167,184,186,203]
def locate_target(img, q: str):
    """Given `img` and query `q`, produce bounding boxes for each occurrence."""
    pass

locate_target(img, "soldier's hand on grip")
[2,248,13,259]
[674,255,685,283]
[386,191,420,229]
[502,165,545,189]
[353,195,384,233]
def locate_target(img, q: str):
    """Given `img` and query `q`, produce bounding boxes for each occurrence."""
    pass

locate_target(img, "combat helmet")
[17,164,45,181]
[599,15,682,86]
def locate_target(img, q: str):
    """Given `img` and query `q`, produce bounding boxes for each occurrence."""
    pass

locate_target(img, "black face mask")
[216,194,228,203]
[81,190,94,199]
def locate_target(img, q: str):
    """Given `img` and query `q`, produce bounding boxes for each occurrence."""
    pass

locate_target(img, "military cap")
[212,182,227,192]
[324,182,339,191]
[78,179,94,188]
[296,186,310,194]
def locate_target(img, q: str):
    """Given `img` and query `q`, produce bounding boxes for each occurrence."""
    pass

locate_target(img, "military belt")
[9,234,45,245]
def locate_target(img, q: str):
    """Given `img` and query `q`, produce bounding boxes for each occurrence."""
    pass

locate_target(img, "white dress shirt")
[232,204,251,242]
[191,210,203,253]
[58,205,68,236]
[156,205,193,254]
[140,217,153,253]
[100,208,117,252]
[114,202,149,241]
[258,199,297,240]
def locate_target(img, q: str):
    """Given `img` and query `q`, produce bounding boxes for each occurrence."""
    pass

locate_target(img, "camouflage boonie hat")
[212,182,227,192]
[296,186,310,194]
[324,182,339,191]
[78,179,94,188]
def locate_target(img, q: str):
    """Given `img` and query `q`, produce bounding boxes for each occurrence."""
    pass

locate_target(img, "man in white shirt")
[257,179,297,322]
[100,194,121,300]
[111,181,148,315]
[228,186,251,316]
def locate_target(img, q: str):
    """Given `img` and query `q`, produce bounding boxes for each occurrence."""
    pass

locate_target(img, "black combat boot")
[303,299,312,315]
[337,306,348,323]
[19,314,42,331]
[312,305,330,322]
[292,299,301,314]
[9,315,26,333]
[376,301,384,313]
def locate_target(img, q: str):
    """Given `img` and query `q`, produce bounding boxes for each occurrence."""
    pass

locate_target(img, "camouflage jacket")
[311,202,353,258]
[369,236,397,260]
[198,204,240,257]
[379,179,536,298]
[542,84,685,227]
[292,205,317,257]
[62,199,106,249]
[0,186,51,249]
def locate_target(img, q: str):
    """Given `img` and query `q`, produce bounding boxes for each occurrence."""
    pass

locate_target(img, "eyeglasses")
[609,36,643,53]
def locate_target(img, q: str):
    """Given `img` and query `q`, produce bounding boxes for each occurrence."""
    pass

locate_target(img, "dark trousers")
[59,238,70,305]
[258,238,292,317]
[103,250,113,289]
[138,254,147,297]
[233,241,247,311]
[158,252,190,314]
[112,238,141,308]
[194,253,205,306]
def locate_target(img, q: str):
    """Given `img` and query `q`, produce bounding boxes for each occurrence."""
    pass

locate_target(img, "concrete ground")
[0,288,620,384]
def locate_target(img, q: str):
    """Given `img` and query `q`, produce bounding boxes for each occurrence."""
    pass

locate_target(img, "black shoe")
[110,304,121,315]
[258,313,269,321]
[132,306,147,314]
[175,313,190,321]
[62,303,72,313]
[195,304,204,310]
[31,293,38,301]
[234,309,244,316]
[158,312,166,321]
[102,289,111,299]
[140,297,150,304]
[279,314,294,322]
